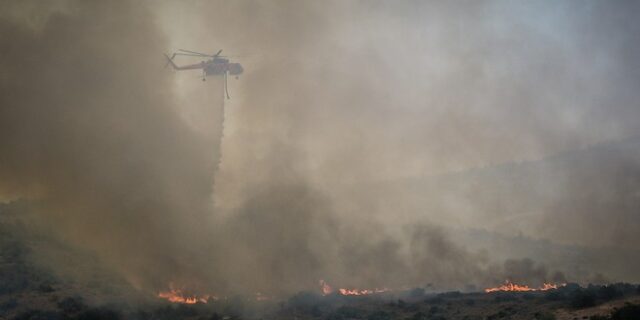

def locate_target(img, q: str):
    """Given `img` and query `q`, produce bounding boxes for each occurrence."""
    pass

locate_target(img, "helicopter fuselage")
[164,54,243,76]
[164,50,243,98]
[204,60,243,76]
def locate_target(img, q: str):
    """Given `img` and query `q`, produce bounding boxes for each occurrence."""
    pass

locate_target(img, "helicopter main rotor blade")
[178,49,212,57]
[174,53,210,57]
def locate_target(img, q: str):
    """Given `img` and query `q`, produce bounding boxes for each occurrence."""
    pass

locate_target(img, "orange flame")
[319,280,389,296]
[255,292,272,301]
[157,284,214,304]
[338,288,390,296]
[484,280,564,293]
[158,284,274,303]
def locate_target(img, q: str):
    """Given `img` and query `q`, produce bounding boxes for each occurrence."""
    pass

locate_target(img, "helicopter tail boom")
[165,53,206,71]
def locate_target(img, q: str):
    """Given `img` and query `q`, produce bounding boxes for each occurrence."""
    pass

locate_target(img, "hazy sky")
[157,1,640,179]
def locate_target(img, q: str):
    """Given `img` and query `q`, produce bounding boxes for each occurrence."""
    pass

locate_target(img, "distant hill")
[351,136,640,282]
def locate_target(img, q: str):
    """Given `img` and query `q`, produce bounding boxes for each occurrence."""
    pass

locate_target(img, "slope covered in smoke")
[0,0,497,297]
[0,0,219,292]
[368,137,640,282]
[0,200,148,318]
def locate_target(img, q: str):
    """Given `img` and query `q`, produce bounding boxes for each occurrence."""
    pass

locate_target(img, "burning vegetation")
[319,280,390,296]
[156,278,567,305]
[1,211,639,320]
[157,284,214,304]
[157,284,274,304]
[156,279,393,305]
[484,281,565,293]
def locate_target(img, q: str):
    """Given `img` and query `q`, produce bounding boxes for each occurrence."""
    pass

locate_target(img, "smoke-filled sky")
[1,0,639,297]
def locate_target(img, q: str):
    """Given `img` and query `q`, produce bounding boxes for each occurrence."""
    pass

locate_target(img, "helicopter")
[164,49,243,99]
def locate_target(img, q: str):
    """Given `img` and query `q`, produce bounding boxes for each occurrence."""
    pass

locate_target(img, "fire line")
[484,280,564,293]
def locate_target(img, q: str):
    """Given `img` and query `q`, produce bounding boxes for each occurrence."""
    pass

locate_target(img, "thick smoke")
[159,0,640,288]
[160,0,640,215]
[1,0,640,299]
[0,0,219,291]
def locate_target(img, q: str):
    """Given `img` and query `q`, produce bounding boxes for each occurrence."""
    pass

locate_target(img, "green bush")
[610,303,640,320]
[534,311,556,320]
[570,290,597,309]
[75,307,122,320]
[409,288,425,298]
[597,285,622,301]
[329,306,363,320]
[57,296,86,314]
[0,298,18,313]
[411,311,428,320]
[367,311,391,320]
[14,310,63,320]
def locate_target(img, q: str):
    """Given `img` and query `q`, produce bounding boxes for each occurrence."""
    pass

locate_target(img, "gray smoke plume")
[163,0,640,283]
[160,0,640,289]
[0,0,220,291]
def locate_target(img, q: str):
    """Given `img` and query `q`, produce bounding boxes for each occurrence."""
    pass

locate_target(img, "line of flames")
[157,285,273,304]
[320,280,390,296]
[484,280,564,293]
[157,285,215,304]
[160,279,561,303]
